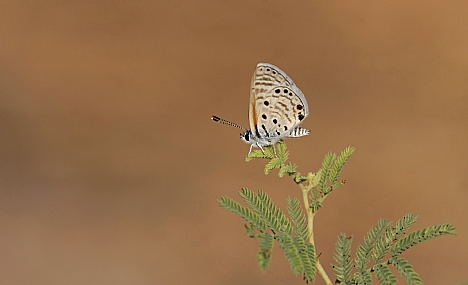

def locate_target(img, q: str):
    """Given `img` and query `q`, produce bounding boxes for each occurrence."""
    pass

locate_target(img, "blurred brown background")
[1,1,467,285]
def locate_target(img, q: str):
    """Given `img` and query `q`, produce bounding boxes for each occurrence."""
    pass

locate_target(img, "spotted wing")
[249,63,309,140]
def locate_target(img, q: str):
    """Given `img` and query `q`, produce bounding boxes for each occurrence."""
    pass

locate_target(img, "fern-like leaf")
[278,163,297,178]
[373,263,397,285]
[308,170,322,188]
[245,149,269,161]
[373,220,400,263]
[257,233,274,272]
[264,145,277,158]
[286,197,308,241]
[317,152,336,193]
[356,219,391,271]
[329,146,355,184]
[244,224,256,237]
[256,190,292,234]
[264,157,283,174]
[390,257,423,285]
[294,172,308,184]
[393,213,419,241]
[278,234,303,275]
[239,188,259,211]
[333,233,353,284]
[353,271,372,285]
[306,243,317,278]
[294,236,316,283]
[218,196,266,232]
[276,142,289,163]
[391,223,456,256]
[309,191,322,212]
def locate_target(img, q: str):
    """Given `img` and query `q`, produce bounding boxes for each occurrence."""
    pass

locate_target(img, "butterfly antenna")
[211,115,247,131]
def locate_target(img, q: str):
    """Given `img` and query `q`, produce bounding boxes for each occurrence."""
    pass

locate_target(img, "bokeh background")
[2,1,467,285]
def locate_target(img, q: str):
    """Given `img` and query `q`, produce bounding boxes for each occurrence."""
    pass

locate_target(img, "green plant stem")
[301,187,333,285]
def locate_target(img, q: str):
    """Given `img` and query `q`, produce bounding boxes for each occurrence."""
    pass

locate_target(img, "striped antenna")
[211,115,247,131]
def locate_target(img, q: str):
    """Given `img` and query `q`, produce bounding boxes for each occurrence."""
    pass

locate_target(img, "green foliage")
[390,257,422,285]
[278,163,297,178]
[243,144,322,281]
[239,187,261,213]
[295,236,316,283]
[276,141,289,162]
[312,148,354,205]
[333,233,354,285]
[286,197,308,241]
[305,243,317,281]
[329,146,355,185]
[218,196,266,232]
[373,263,397,285]
[391,223,457,256]
[308,191,322,213]
[264,157,282,174]
[220,186,317,282]
[353,270,372,285]
[245,149,270,161]
[257,190,292,234]
[372,214,419,263]
[277,235,317,281]
[317,152,335,193]
[279,234,303,275]
[355,219,391,271]
[218,141,456,285]
[343,214,455,285]
[257,233,274,272]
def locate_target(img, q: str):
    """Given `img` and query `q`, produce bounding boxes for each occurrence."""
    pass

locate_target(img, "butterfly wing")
[249,63,309,140]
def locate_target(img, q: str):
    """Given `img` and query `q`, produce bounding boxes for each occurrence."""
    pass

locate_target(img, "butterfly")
[212,63,310,155]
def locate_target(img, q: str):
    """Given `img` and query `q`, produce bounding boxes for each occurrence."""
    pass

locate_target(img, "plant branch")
[301,184,333,285]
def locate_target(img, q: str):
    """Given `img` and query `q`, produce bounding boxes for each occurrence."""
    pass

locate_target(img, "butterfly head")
[240,130,254,144]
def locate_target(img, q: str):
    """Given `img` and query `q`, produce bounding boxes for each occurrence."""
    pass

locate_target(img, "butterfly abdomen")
[288,127,311,138]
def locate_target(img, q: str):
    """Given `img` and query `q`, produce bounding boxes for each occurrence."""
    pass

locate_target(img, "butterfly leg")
[247,144,255,155]
[258,144,266,154]
[272,144,278,157]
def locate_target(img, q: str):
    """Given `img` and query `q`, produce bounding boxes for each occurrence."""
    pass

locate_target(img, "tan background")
[2,1,467,285]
